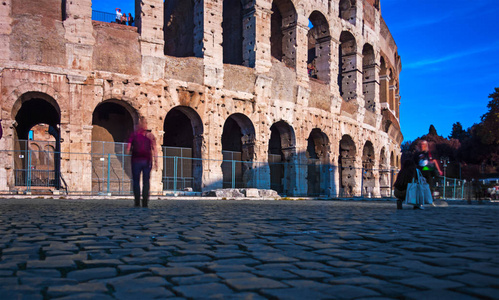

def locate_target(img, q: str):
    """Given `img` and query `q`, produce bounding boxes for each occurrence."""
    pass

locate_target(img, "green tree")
[479,87,499,145]
[449,122,469,142]
[428,124,438,136]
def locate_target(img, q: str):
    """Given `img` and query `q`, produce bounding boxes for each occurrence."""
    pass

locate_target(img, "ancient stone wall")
[0,0,402,197]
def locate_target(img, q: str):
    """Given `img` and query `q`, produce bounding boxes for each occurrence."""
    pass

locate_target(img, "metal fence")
[2,146,490,199]
[92,10,117,23]
[92,10,135,26]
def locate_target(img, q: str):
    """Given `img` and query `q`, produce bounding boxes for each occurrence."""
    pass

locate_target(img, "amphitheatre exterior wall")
[0,0,402,197]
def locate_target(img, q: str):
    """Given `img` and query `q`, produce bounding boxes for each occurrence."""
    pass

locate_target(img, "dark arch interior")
[164,109,194,148]
[92,102,134,143]
[164,0,195,57]
[222,117,242,152]
[223,0,243,65]
[270,2,284,62]
[307,128,329,160]
[15,98,60,140]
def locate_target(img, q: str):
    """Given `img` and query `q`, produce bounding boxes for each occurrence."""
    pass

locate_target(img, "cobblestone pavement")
[0,198,498,299]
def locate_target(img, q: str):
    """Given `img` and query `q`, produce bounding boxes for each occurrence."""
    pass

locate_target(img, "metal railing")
[1,146,484,199]
[92,10,135,26]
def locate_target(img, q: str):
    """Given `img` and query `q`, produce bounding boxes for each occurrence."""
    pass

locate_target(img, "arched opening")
[379,147,390,197]
[339,31,357,101]
[164,0,196,57]
[270,0,297,68]
[362,141,375,196]
[269,120,296,195]
[223,0,243,65]
[339,0,356,25]
[163,106,204,192]
[307,11,331,82]
[13,93,61,189]
[91,101,136,194]
[362,44,376,112]
[307,128,330,196]
[338,135,356,197]
[222,114,256,188]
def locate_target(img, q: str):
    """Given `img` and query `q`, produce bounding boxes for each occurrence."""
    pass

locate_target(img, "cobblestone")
[0,198,498,299]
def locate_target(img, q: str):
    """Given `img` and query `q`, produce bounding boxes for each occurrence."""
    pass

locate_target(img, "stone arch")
[91,100,137,194]
[164,0,196,57]
[269,120,296,195]
[223,0,243,65]
[339,0,356,25]
[271,0,298,68]
[222,113,256,188]
[307,10,331,82]
[362,43,376,112]
[307,128,330,196]
[339,135,357,197]
[163,106,204,192]
[12,92,62,188]
[339,31,357,101]
[362,141,375,196]
[91,100,137,144]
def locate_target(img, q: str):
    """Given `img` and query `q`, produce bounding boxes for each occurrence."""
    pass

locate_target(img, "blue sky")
[92,0,499,142]
[381,0,499,141]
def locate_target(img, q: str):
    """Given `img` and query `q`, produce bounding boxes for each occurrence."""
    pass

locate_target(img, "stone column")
[0,0,12,66]
[243,3,272,72]
[396,93,401,119]
[199,0,224,88]
[138,0,165,81]
[295,15,309,83]
[59,75,93,193]
[316,37,333,84]
[379,74,389,109]
[0,119,15,191]
[63,0,95,70]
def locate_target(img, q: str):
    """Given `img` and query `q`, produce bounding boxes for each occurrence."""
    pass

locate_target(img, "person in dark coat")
[127,117,157,208]
[394,159,417,209]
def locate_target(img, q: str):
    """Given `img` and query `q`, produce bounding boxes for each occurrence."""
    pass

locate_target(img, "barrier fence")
[1,146,490,200]
[92,10,135,26]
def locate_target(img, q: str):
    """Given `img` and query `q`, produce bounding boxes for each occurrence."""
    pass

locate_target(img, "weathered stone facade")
[0,0,402,197]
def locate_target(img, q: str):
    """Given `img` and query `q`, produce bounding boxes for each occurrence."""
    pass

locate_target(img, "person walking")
[127,117,157,208]
[414,140,442,195]
[393,159,417,209]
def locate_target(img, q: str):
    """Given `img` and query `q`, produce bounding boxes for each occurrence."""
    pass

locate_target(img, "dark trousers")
[132,160,152,207]
[421,170,435,192]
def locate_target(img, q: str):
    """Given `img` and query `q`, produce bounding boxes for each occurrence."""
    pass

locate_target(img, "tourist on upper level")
[121,13,127,25]
[128,13,134,26]
[115,8,122,24]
